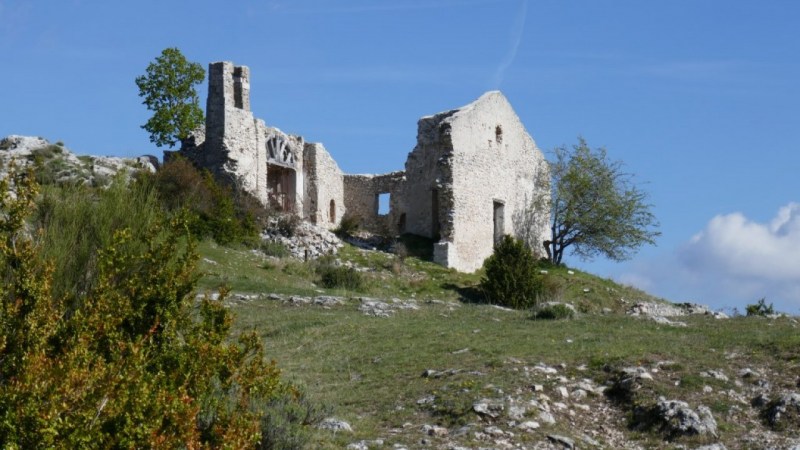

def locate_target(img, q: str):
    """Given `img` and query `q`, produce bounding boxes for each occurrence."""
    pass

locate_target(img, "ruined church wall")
[343,172,406,233]
[263,126,305,214]
[202,62,268,204]
[401,110,457,242]
[436,92,549,272]
[303,142,344,229]
[176,61,550,274]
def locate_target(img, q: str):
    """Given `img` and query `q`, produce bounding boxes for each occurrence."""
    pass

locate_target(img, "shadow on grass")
[396,234,434,262]
[442,282,486,304]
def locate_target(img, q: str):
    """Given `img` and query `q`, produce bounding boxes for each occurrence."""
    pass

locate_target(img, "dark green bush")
[480,235,542,309]
[144,157,270,244]
[316,260,365,290]
[533,303,575,320]
[746,298,775,317]
[30,144,63,160]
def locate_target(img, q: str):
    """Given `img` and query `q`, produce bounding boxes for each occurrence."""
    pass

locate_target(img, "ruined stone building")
[172,61,549,272]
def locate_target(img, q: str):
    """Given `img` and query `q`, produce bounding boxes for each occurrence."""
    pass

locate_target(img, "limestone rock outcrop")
[0,135,155,185]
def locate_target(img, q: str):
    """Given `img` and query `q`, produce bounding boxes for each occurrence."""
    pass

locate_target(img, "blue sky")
[3,0,799,313]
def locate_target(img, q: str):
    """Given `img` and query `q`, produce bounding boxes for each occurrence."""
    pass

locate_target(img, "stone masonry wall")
[443,91,549,272]
[263,126,305,213]
[401,109,457,243]
[343,172,406,233]
[203,62,268,205]
[175,61,549,273]
[303,142,345,229]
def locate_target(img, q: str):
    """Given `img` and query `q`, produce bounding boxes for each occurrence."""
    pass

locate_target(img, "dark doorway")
[267,165,296,212]
[329,199,336,223]
[493,200,505,244]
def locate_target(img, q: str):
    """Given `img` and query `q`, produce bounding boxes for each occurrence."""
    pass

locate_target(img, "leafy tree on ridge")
[526,137,660,265]
[136,47,205,148]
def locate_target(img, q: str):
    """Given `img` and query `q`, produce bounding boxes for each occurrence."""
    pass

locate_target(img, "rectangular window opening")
[377,192,391,216]
[233,67,244,109]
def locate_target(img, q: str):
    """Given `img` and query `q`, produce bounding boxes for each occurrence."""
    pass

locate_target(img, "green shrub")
[30,144,63,160]
[539,274,566,302]
[31,155,79,186]
[746,298,775,316]
[1,164,288,447]
[145,156,269,244]
[480,235,543,309]
[261,240,290,258]
[334,213,360,237]
[316,260,365,290]
[34,178,163,300]
[533,303,575,320]
[256,390,328,450]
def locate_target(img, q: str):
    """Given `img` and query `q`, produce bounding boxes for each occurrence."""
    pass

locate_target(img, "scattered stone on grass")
[318,418,353,432]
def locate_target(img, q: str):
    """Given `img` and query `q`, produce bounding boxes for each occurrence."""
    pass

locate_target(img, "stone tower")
[203,62,267,204]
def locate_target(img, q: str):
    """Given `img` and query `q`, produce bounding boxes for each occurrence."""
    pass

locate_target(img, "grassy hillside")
[198,239,800,449]
[196,237,665,313]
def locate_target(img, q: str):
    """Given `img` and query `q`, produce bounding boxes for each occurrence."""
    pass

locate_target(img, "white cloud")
[613,203,800,314]
[681,203,800,281]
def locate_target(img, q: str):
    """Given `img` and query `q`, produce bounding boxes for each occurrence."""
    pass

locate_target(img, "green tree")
[540,137,660,265]
[136,47,205,148]
[480,235,543,309]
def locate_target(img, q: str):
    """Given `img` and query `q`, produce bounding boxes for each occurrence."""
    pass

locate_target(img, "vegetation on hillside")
[141,156,272,245]
[2,143,796,448]
[0,163,314,448]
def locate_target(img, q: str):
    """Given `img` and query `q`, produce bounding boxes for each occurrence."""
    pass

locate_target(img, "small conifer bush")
[480,235,543,309]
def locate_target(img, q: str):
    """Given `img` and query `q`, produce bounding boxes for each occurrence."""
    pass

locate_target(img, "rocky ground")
[0,135,156,184]
[217,285,800,450]
[213,228,800,450]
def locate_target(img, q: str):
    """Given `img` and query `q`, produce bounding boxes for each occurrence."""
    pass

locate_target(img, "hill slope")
[199,239,800,449]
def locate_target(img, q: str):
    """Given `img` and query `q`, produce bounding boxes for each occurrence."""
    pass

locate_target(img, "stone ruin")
[168,61,550,272]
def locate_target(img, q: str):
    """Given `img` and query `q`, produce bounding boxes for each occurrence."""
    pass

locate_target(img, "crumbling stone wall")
[303,142,344,229]
[181,62,269,205]
[401,109,458,243]
[171,61,549,273]
[342,172,406,233]
[403,92,549,272]
[263,126,305,213]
